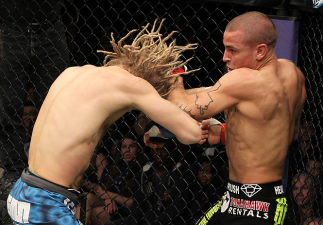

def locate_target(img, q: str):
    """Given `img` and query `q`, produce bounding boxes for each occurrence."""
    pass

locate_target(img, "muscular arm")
[186,87,209,95]
[129,78,202,145]
[167,71,248,120]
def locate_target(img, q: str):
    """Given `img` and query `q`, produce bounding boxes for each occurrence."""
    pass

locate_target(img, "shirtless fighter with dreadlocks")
[7,19,206,225]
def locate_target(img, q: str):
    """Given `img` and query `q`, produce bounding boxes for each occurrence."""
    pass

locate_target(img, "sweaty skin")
[28,65,203,188]
[168,29,306,184]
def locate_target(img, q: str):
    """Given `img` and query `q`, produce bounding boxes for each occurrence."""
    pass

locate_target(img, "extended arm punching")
[128,78,206,145]
[167,72,243,121]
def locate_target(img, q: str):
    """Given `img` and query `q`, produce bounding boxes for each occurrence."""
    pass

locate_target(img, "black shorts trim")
[226,179,285,200]
[21,168,79,204]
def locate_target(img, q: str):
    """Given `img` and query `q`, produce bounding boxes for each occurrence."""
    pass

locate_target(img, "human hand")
[167,76,186,103]
[168,67,185,86]
[198,122,210,145]
[144,131,159,148]
[93,184,102,192]
[104,198,117,214]
[200,118,222,145]
[94,185,103,195]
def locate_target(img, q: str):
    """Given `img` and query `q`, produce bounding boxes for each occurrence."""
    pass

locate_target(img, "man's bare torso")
[28,66,135,188]
[226,59,305,184]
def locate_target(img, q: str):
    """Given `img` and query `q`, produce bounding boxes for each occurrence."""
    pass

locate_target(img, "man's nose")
[223,50,230,62]
[201,173,207,178]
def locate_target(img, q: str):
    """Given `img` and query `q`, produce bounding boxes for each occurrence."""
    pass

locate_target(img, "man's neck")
[255,51,276,71]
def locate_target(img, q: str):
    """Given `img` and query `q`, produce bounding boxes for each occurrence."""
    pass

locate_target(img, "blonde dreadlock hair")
[98,19,200,98]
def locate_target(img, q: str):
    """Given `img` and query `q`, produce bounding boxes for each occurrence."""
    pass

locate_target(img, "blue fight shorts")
[197,180,287,225]
[7,168,81,225]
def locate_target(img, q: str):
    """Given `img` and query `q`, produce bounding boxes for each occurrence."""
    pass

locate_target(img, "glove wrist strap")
[221,123,226,145]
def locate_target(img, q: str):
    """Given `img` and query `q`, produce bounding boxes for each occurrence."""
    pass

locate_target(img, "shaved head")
[226,11,278,50]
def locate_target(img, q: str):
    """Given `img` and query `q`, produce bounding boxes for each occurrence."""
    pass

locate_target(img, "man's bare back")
[28,65,202,188]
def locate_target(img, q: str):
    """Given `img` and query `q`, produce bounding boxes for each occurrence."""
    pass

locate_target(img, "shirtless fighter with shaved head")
[168,11,306,224]
[6,19,206,225]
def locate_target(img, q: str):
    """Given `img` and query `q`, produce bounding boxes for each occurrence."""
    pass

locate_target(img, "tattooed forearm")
[179,104,196,119]
[195,81,222,115]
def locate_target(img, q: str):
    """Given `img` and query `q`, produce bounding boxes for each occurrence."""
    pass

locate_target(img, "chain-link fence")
[0,1,322,225]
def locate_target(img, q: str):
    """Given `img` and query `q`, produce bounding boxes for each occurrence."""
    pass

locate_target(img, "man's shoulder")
[224,68,255,76]
[276,59,305,84]
[220,68,262,91]
[222,68,258,84]
[101,66,150,87]
[89,66,151,91]
[277,58,296,66]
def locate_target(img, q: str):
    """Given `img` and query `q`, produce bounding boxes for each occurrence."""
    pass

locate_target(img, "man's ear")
[256,44,267,60]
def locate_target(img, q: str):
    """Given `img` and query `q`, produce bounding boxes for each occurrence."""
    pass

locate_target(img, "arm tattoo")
[195,81,222,115]
[179,104,196,119]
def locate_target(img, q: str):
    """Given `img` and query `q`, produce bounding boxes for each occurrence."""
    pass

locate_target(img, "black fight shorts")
[197,180,287,225]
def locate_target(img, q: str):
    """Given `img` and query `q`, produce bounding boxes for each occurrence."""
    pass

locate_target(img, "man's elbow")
[177,131,202,145]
